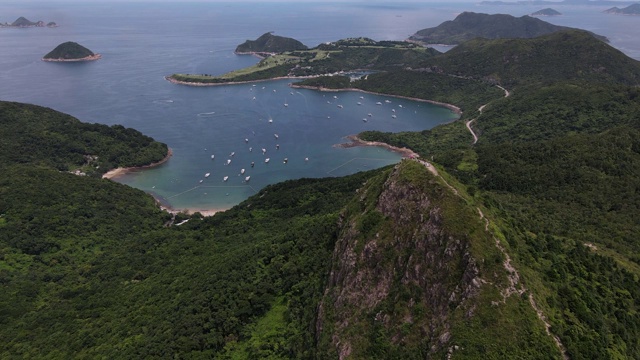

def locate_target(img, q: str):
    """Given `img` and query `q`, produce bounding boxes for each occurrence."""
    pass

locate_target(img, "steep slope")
[235,32,307,54]
[408,12,605,45]
[315,160,561,359]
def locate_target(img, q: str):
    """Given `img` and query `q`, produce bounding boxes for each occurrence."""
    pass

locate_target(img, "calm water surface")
[1,2,637,211]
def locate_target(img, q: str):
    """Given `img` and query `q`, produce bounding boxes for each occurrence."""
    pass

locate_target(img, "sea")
[1,1,638,212]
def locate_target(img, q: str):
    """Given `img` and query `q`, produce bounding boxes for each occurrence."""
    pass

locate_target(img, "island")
[531,8,562,16]
[604,3,640,15]
[235,32,308,57]
[42,41,101,62]
[408,11,606,45]
[0,16,57,28]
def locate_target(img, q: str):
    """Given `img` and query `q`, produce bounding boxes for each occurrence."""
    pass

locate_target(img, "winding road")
[465,85,510,145]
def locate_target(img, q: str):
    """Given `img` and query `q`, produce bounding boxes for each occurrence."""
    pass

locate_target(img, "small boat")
[337,105,343,109]
[276,144,280,149]
[359,96,364,99]
[262,86,265,89]
[226,159,231,165]
[251,161,255,167]
[211,154,215,159]
[392,115,397,119]
[305,157,309,162]
[363,118,368,122]
[398,105,403,108]
[265,158,270,163]
[376,102,382,105]
[274,134,279,139]
[252,96,256,100]
[245,176,251,182]
[273,89,276,92]
[223,176,229,182]
[240,169,245,174]
[333,95,338,99]
[249,147,253,152]
[230,151,235,157]
[385,100,391,103]
[327,101,330,104]
[283,158,288,163]
[284,103,288,107]
[392,109,395,112]
[245,138,249,143]
[290,92,294,95]
[262,148,267,154]
[268,118,273,123]
[357,102,362,105]
[368,113,372,117]
[205,173,210,178]
[199,180,203,183]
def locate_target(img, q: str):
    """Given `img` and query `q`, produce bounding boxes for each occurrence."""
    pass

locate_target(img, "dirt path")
[465,85,510,145]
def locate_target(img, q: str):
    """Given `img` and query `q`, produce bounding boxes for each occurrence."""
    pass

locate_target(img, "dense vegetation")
[408,11,606,45]
[43,41,95,60]
[4,17,640,359]
[235,32,308,54]
[0,101,167,176]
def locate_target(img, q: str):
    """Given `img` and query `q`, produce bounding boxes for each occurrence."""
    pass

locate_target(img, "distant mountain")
[235,32,307,54]
[422,30,640,88]
[531,8,562,16]
[409,12,607,45]
[11,16,37,27]
[43,41,98,61]
[604,3,640,15]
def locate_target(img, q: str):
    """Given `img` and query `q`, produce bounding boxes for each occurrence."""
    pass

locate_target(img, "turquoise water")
[1,1,637,211]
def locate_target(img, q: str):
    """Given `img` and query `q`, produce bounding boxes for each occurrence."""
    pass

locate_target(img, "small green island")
[531,8,562,16]
[42,41,101,62]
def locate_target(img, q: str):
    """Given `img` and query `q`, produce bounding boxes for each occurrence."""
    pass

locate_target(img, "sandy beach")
[102,147,173,180]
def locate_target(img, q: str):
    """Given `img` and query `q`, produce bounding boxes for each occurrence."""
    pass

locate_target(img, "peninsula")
[42,41,101,62]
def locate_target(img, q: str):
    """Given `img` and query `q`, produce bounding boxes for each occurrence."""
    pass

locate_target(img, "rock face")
[408,11,603,45]
[604,4,640,15]
[315,161,506,358]
[43,41,99,61]
[235,32,307,54]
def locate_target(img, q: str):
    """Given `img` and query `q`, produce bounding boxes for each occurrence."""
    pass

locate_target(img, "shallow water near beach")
[1,1,638,211]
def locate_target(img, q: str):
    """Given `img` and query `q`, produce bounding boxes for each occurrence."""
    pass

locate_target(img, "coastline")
[42,53,102,62]
[166,75,462,114]
[336,134,419,159]
[102,147,173,180]
[291,83,463,114]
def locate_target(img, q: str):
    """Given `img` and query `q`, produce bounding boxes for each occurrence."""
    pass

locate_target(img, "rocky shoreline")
[335,135,419,159]
[42,54,102,62]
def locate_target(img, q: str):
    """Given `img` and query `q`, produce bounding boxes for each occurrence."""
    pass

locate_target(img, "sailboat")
[223,176,229,182]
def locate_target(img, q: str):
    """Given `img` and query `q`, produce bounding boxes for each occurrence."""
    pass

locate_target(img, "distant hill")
[235,32,307,54]
[421,30,640,87]
[43,41,99,61]
[531,8,562,16]
[11,17,37,27]
[408,11,606,45]
[604,3,640,15]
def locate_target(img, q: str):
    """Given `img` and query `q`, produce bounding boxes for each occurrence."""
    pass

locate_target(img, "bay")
[1,1,638,211]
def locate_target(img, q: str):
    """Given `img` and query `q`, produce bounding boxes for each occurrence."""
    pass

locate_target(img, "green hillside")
[235,32,308,54]
[408,11,605,45]
[43,41,96,60]
[3,16,640,360]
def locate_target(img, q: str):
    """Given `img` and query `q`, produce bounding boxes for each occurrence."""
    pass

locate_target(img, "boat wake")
[197,111,216,117]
